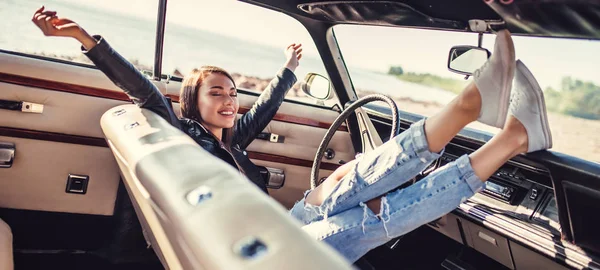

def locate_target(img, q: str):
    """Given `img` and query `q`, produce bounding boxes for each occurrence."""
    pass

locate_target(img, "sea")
[0,0,456,104]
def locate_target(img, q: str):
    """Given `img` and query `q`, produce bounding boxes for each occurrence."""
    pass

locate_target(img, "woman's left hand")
[284,43,302,72]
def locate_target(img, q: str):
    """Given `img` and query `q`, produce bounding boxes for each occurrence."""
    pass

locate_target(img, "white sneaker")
[473,30,516,128]
[509,60,553,152]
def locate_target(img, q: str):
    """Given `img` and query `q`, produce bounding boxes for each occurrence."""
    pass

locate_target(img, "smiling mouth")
[219,110,235,116]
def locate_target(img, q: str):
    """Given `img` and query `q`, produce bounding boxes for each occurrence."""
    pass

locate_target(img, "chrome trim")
[0,142,15,168]
[265,167,285,189]
[153,0,168,81]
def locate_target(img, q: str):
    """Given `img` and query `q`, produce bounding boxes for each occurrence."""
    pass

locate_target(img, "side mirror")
[301,73,332,100]
[447,46,491,76]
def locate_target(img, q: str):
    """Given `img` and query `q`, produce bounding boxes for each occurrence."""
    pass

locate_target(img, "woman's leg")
[293,30,516,222]
[308,81,485,218]
[290,118,444,223]
[302,154,484,263]
[306,60,552,263]
[305,116,528,263]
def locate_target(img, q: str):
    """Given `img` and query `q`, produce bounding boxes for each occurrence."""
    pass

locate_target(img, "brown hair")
[180,66,237,147]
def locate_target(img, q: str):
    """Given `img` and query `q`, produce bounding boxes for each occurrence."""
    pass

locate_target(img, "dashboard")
[435,149,561,236]
[425,144,595,269]
[367,107,600,269]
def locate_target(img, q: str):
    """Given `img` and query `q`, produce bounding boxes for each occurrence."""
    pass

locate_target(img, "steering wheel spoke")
[355,107,384,153]
[310,94,400,189]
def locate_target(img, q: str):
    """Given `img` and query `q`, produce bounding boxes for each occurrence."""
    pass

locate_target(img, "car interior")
[1,0,600,269]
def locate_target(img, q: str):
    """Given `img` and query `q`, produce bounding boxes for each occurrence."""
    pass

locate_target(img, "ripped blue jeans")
[289,119,485,262]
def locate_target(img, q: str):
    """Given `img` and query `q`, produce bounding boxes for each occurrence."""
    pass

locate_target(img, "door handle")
[256,132,284,143]
[0,142,15,168]
[259,166,285,189]
[0,99,43,113]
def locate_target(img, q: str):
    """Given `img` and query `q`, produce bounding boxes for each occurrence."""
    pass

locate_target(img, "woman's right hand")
[283,43,303,72]
[31,6,98,50]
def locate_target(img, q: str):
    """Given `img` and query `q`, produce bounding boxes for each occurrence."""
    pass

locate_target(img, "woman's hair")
[180,66,237,147]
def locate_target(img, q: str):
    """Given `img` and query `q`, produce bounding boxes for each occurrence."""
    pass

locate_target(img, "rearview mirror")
[447,46,491,76]
[301,73,332,100]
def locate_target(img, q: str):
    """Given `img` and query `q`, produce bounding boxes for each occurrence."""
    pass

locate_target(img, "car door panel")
[246,116,353,162]
[251,161,335,209]
[0,82,126,138]
[0,136,119,215]
[1,51,354,255]
[0,53,129,217]
[167,83,354,208]
[0,53,136,251]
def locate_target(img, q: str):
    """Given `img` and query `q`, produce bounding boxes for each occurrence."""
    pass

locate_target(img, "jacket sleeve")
[83,35,180,129]
[232,68,297,149]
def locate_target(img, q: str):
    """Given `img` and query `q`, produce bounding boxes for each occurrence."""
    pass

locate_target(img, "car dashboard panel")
[435,151,561,236]
[367,112,600,269]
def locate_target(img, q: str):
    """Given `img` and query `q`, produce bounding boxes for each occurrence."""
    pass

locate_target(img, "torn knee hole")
[366,199,382,214]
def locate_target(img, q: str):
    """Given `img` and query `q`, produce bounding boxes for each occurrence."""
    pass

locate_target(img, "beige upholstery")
[101,104,352,270]
[0,53,126,215]
[0,219,13,270]
[254,160,334,209]
[0,136,120,216]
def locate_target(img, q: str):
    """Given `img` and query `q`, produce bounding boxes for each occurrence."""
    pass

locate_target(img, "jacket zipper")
[189,119,245,174]
[220,142,245,174]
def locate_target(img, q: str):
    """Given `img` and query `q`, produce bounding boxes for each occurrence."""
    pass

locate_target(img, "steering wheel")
[310,94,401,189]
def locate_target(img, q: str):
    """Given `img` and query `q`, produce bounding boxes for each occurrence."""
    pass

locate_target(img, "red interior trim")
[0,72,347,131]
[248,151,340,171]
[0,127,108,147]
[0,72,130,101]
[0,127,340,170]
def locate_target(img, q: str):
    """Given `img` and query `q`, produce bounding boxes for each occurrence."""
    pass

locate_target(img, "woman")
[33,8,552,262]
[31,7,301,193]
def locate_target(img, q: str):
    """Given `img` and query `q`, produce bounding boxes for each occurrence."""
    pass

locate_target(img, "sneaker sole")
[516,60,553,150]
[495,31,515,128]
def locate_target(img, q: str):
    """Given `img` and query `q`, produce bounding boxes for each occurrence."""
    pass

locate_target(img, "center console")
[436,152,560,235]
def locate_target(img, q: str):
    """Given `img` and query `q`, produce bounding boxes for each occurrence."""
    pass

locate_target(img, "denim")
[290,120,485,262]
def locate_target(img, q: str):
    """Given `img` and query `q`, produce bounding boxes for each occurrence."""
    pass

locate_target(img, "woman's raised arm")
[31,6,180,127]
[232,44,302,148]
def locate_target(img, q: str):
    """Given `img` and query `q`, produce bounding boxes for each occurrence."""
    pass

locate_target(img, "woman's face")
[197,73,239,132]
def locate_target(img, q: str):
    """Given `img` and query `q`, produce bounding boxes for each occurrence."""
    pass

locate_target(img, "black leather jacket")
[84,36,297,193]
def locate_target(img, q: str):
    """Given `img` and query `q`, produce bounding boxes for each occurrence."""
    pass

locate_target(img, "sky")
[48,0,600,90]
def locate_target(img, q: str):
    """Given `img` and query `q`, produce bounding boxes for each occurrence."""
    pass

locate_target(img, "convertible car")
[1,0,600,269]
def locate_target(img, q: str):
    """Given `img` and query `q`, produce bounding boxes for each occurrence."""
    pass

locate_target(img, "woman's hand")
[31,6,98,50]
[283,43,303,72]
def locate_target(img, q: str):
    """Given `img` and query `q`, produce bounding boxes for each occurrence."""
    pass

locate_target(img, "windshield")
[334,25,600,163]
[162,0,332,106]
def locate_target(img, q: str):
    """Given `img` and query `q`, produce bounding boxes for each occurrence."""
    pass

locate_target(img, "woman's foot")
[503,116,529,155]
[473,30,516,128]
[506,60,553,153]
